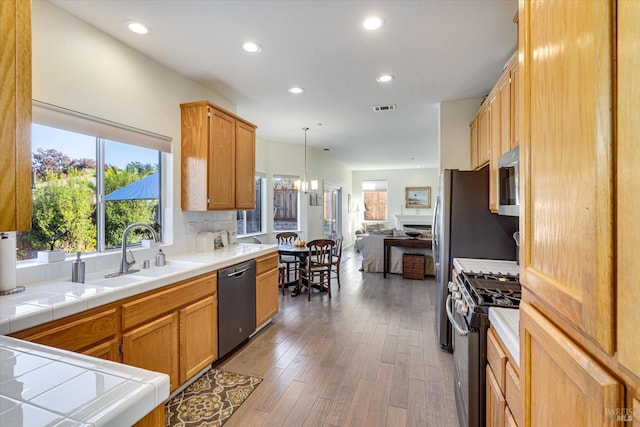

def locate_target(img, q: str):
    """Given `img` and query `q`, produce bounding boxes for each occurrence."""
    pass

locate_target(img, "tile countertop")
[488,307,520,367]
[0,335,169,426]
[0,243,277,336]
[453,258,520,276]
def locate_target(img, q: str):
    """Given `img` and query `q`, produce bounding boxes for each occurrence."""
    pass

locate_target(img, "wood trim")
[487,327,508,392]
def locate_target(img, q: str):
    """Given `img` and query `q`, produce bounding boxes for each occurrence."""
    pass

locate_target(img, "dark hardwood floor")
[219,247,460,427]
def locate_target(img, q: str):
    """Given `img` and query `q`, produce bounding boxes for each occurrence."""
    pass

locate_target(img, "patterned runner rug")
[165,368,263,426]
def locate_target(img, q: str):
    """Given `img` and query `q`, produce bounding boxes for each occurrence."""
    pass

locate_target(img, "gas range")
[450,271,521,329]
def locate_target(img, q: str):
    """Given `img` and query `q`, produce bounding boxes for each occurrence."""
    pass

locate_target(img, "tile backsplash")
[15,209,238,287]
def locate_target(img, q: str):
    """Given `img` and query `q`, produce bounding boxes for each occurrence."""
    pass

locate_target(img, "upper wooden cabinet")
[616,0,640,379]
[520,0,614,353]
[476,105,490,168]
[469,117,479,169]
[181,101,257,211]
[0,0,32,232]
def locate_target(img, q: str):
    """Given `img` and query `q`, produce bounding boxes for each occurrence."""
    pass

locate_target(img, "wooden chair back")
[276,232,298,244]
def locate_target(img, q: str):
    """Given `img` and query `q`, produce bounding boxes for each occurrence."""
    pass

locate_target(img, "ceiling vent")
[372,104,397,112]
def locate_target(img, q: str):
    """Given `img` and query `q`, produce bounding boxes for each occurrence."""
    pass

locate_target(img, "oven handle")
[446,294,469,337]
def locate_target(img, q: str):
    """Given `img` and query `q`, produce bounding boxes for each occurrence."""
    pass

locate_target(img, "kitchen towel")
[0,234,17,292]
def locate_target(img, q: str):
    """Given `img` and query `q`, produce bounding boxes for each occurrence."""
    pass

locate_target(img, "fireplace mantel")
[395,214,432,230]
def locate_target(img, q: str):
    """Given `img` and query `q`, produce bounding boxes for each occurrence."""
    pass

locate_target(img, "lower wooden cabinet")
[121,272,217,392]
[486,327,516,427]
[255,253,279,327]
[10,306,119,361]
[487,365,507,427]
[520,303,623,426]
[180,296,217,383]
[123,313,180,392]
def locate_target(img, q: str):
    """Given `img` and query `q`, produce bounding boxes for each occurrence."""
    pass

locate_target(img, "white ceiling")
[50,0,518,171]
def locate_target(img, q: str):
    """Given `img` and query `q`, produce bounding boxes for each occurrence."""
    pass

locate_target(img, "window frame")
[362,180,388,222]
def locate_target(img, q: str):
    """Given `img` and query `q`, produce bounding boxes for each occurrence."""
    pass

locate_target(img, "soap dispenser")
[71,252,85,283]
[155,249,166,266]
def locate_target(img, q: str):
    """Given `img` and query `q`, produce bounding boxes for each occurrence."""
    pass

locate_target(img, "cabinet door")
[83,339,120,362]
[235,120,256,210]
[0,0,31,232]
[487,365,506,427]
[208,108,236,210]
[180,296,217,384]
[256,268,279,327]
[520,303,622,427]
[509,58,519,150]
[500,68,512,155]
[477,106,490,167]
[521,0,614,353]
[469,117,478,169]
[617,0,640,380]
[489,88,501,213]
[123,312,179,392]
[181,103,209,211]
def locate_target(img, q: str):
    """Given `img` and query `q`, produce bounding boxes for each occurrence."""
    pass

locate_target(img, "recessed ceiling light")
[376,74,395,83]
[242,41,262,53]
[363,16,384,30]
[288,87,305,94]
[126,21,150,35]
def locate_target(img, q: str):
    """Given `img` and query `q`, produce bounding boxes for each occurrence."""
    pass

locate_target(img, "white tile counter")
[488,307,520,366]
[453,257,520,276]
[0,335,169,426]
[0,243,277,335]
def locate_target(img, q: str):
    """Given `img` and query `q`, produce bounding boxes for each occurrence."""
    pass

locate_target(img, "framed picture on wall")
[405,186,431,209]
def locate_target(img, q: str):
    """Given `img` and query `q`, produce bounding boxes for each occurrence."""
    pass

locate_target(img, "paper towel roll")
[0,234,17,292]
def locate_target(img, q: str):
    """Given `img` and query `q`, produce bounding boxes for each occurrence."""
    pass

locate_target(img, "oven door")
[446,292,472,427]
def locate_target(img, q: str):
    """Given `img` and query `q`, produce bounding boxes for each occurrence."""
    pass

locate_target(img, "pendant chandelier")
[294,127,318,194]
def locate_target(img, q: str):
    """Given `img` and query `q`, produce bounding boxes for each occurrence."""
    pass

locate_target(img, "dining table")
[278,243,309,296]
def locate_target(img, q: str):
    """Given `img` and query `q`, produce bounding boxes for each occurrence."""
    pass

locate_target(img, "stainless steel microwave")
[498,146,519,216]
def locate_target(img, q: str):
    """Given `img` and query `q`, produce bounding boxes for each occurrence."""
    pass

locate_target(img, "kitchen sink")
[133,260,203,278]
[87,274,147,288]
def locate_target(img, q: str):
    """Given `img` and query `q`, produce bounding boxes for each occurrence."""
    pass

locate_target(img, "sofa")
[354,229,435,276]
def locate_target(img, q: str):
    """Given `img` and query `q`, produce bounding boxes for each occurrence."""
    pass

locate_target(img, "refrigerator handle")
[432,196,440,269]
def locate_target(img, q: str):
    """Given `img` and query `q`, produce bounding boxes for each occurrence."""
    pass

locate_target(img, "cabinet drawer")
[505,357,521,425]
[122,273,216,330]
[256,252,278,276]
[487,327,508,392]
[14,308,117,353]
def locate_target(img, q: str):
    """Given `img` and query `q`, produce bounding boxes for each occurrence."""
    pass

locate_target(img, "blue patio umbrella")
[105,172,159,201]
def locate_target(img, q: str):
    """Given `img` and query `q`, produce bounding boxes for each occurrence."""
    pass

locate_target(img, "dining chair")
[297,239,335,301]
[275,232,299,282]
[327,233,344,289]
[278,263,287,295]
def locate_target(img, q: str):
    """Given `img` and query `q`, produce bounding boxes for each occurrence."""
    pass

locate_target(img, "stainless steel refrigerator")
[432,166,518,351]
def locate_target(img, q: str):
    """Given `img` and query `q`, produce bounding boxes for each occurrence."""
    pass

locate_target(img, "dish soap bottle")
[71,252,85,283]
[155,249,166,266]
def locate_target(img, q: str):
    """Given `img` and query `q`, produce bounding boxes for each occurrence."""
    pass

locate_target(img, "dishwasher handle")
[227,267,251,278]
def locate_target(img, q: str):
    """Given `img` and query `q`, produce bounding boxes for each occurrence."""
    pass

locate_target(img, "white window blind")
[32,100,172,153]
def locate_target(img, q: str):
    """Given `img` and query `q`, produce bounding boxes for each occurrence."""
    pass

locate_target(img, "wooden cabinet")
[121,272,217,392]
[180,296,217,383]
[476,105,490,168]
[255,253,279,327]
[11,306,119,362]
[486,327,519,427]
[488,85,501,212]
[520,303,623,426]
[470,117,478,169]
[487,365,506,427]
[180,101,257,211]
[123,312,180,391]
[616,0,640,381]
[521,0,614,353]
[0,0,32,232]
[509,58,520,150]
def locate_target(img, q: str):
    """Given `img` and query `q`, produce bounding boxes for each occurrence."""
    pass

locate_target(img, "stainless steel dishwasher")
[218,260,256,358]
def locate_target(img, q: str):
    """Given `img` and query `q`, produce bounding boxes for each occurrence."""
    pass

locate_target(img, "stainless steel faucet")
[105,223,159,278]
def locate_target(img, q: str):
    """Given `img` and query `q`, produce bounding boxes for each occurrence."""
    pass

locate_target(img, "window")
[16,102,169,261]
[362,180,388,222]
[273,175,299,231]
[323,183,341,236]
[237,174,266,236]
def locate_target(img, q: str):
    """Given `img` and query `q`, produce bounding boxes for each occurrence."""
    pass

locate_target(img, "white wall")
[439,97,483,171]
[352,168,439,231]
